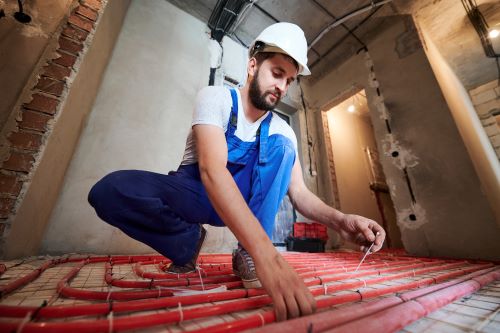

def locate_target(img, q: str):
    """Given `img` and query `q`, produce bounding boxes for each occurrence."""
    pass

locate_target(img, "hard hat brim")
[250,44,311,76]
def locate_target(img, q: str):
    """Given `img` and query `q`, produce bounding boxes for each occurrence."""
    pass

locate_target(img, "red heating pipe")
[188,264,495,333]
[0,258,68,298]
[0,264,491,332]
[0,259,486,318]
[324,269,500,333]
[63,258,464,301]
[244,266,499,332]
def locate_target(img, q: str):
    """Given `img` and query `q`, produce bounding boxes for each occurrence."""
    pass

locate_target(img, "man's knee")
[88,170,129,211]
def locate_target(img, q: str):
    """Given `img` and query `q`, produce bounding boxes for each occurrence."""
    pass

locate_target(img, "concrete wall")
[41,0,242,255]
[303,16,500,260]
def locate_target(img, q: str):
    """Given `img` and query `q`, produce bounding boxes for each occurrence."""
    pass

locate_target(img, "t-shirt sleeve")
[192,86,230,130]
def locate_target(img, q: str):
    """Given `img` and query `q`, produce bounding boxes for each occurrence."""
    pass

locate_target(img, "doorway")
[323,90,402,249]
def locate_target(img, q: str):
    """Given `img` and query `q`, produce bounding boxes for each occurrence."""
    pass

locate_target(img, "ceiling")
[165,0,500,89]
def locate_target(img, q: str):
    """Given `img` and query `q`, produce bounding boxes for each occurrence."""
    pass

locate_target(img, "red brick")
[2,152,35,173]
[68,13,93,32]
[58,36,83,55]
[19,110,52,132]
[42,63,71,81]
[8,131,43,151]
[35,77,65,96]
[0,198,16,218]
[24,94,59,115]
[76,5,98,21]
[0,174,22,196]
[81,0,101,11]
[62,25,89,42]
[53,52,77,68]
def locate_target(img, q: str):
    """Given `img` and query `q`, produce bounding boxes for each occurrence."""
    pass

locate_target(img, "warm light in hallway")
[489,29,499,38]
[347,105,355,113]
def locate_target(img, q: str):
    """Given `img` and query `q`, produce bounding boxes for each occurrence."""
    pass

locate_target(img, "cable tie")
[317,276,323,285]
[177,302,184,323]
[355,289,363,301]
[257,312,265,327]
[106,288,112,302]
[323,283,328,296]
[16,311,31,333]
[177,273,180,280]
[413,269,416,277]
[108,299,113,313]
[358,278,367,288]
[30,300,47,320]
[107,311,114,333]
[196,266,205,291]
[157,286,162,298]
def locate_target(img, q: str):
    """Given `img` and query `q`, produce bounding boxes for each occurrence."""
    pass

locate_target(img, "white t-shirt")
[181,86,298,165]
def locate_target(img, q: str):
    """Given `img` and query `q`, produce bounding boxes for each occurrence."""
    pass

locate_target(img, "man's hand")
[337,214,386,252]
[254,251,316,321]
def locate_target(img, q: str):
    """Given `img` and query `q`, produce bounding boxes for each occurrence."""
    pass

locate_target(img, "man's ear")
[248,57,257,77]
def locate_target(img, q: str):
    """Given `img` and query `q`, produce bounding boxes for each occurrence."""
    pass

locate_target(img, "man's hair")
[251,42,299,71]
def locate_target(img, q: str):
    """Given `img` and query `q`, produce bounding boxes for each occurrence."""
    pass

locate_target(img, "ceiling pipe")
[308,0,394,51]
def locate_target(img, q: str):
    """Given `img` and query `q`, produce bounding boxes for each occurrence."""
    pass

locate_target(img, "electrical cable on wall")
[461,0,500,83]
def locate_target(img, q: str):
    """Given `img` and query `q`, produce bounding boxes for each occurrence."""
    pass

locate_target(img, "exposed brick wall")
[0,0,103,237]
[469,80,500,159]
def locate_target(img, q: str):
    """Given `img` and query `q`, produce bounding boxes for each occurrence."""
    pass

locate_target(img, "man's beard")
[249,68,281,111]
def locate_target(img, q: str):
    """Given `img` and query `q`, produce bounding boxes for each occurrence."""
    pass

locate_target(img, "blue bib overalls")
[88,89,296,265]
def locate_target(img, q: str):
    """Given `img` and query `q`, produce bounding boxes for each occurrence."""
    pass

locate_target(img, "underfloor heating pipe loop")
[0,263,489,320]
[244,267,500,333]
[0,253,497,333]
[36,264,489,333]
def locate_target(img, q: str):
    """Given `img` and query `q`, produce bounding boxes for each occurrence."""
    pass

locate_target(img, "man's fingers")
[295,290,316,317]
[360,224,376,243]
[284,295,300,319]
[371,225,386,252]
[273,296,287,322]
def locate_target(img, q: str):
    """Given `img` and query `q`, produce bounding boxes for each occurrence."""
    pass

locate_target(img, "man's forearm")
[289,186,345,231]
[199,165,277,259]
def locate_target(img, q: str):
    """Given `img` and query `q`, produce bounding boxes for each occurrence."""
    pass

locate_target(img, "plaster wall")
[419,28,500,228]
[42,0,238,255]
[304,16,500,260]
[3,0,130,259]
[0,0,73,131]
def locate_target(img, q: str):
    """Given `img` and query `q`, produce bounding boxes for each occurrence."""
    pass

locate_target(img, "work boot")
[232,246,262,288]
[166,226,207,274]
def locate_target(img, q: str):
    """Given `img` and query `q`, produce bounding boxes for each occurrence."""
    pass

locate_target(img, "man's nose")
[275,79,287,95]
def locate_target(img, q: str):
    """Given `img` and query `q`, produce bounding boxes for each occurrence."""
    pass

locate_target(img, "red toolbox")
[293,222,328,241]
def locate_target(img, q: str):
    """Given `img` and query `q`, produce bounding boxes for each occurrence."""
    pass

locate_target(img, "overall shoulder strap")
[226,88,238,137]
[258,111,273,164]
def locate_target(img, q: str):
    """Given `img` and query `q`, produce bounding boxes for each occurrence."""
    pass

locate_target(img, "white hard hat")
[249,22,311,76]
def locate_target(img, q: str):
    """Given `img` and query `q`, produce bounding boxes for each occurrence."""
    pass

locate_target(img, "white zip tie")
[357,278,367,288]
[106,288,112,302]
[177,302,184,323]
[16,311,31,333]
[323,283,328,295]
[413,269,416,277]
[196,266,205,291]
[257,312,265,326]
[107,311,114,333]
